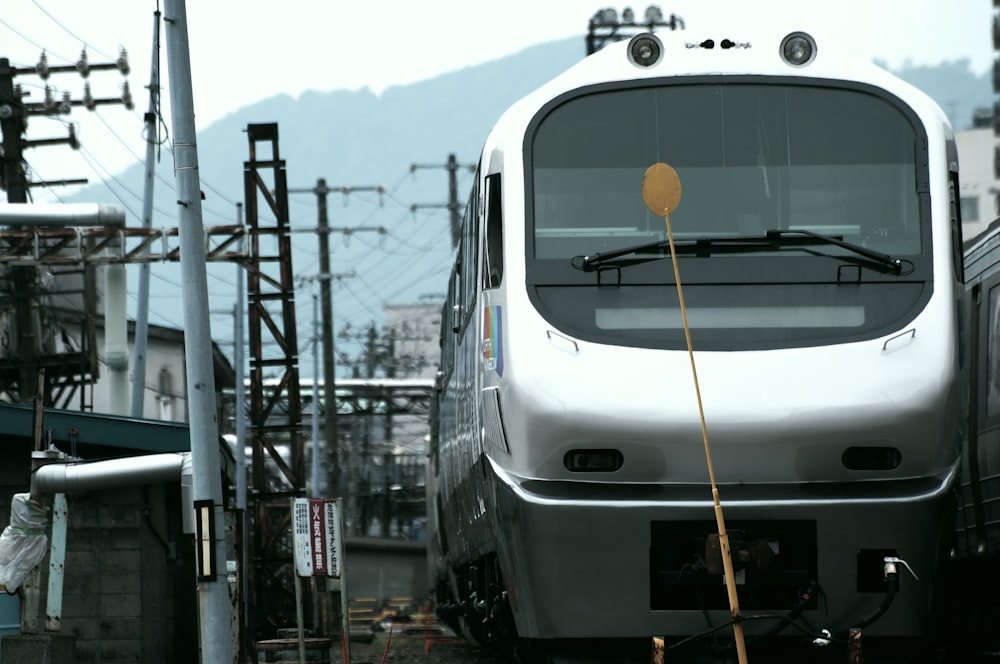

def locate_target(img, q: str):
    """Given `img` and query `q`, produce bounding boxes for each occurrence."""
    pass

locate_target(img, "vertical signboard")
[324,499,342,579]
[309,499,327,576]
[292,497,342,578]
[292,498,312,577]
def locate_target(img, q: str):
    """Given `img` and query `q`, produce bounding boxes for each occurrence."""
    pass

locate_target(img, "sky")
[0,0,996,375]
[1,0,994,179]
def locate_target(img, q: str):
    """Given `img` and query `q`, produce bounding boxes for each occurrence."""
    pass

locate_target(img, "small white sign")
[325,500,341,579]
[292,497,342,578]
[292,498,312,577]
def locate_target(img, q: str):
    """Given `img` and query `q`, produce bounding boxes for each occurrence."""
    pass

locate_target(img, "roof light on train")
[779,31,817,67]
[627,32,664,68]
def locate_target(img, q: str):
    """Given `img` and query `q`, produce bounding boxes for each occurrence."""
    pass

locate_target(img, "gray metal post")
[162,2,234,662]
[235,203,247,511]
[131,10,162,418]
[311,293,320,498]
[315,180,338,497]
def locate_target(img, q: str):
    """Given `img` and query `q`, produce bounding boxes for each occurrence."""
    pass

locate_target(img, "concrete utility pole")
[161,2,234,663]
[410,154,475,248]
[288,179,383,498]
[131,10,163,417]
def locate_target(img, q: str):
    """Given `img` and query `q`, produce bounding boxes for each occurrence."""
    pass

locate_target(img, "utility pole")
[0,58,34,402]
[410,154,475,248]
[0,48,132,403]
[162,1,234,662]
[288,179,383,498]
[131,10,163,417]
[585,5,684,55]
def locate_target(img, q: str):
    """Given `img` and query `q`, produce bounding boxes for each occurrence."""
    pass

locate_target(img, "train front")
[479,28,966,658]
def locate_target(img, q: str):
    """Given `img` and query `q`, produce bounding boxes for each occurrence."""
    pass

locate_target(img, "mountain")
[61,36,991,370]
[65,37,584,369]
[882,57,992,129]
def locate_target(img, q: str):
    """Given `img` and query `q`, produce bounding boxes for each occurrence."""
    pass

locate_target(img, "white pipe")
[31,453,189,494]
[0,203,125,226]
[105,263,130,415]
[180,452,194,534]
[31,453,196,534]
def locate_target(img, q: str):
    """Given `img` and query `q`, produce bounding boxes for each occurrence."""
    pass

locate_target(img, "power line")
[409,153,475,247]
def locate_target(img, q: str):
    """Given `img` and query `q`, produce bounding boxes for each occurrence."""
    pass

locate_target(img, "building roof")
[0,401,191,457]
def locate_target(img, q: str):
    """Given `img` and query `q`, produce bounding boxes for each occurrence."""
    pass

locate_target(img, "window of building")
[961,196,980,223]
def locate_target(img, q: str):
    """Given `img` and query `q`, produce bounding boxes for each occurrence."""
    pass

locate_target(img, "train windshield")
[525,80,932,350]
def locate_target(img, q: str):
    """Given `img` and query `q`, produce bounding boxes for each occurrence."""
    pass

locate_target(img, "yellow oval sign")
[641,163,681,216]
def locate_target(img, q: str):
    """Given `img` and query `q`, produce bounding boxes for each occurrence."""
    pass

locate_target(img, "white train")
[427,25,966,663]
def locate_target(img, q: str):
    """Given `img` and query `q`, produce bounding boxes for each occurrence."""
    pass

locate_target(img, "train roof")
[964,218,1000,282]
[486,24,951,149]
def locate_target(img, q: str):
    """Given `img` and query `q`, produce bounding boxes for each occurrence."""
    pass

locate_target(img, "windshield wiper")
[572,235,774,270]
[765,229,902,274]
[571,229,903,274]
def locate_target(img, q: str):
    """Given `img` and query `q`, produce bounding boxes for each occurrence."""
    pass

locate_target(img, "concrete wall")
[344,538,428,604]
[61,484,195,663]
[0,483,195,664]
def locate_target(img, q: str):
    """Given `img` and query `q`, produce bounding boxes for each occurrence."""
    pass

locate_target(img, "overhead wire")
[6,1,463,367]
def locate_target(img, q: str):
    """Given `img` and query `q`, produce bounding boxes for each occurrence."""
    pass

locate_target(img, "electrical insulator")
[83,83,95,111]
[76,49,90,78]
[36,51,50,80]
[117,47,130,76]
[121,81,133,110]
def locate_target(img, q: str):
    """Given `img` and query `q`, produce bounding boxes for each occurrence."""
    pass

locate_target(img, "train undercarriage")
[434,543,970,664]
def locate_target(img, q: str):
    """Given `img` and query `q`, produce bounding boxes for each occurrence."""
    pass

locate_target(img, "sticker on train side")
[483,305,504,376]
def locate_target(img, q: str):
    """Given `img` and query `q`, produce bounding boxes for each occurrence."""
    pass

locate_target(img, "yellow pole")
[642,163,748,664]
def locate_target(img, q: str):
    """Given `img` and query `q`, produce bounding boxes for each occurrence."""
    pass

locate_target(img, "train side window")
[449,263,462,334]
[483,173,503,289]
[987,284,1000,418]
[458,175,480,334]
[949,170,964,283]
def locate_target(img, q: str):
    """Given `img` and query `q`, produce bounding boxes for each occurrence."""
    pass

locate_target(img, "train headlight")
[564,449,624,472]
[627,33,664,68]
[779,31,817,67]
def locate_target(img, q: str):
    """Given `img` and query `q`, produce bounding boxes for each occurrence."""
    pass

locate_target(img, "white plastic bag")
[0,493,48,592]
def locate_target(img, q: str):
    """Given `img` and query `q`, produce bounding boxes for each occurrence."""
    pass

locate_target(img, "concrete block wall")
[58,484,192,664]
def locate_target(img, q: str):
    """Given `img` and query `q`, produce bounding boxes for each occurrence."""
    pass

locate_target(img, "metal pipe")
[105,261,130,415]
[0,203,125,226]
[180,452,194,534]
[31,453,189,494]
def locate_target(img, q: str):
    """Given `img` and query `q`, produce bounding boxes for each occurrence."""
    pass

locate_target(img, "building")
[0,402,238,663]
[382,302,442,381]
[957,111,999,244]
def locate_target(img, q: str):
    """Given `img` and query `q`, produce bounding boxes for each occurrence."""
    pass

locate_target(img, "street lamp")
[585,5,685,55]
